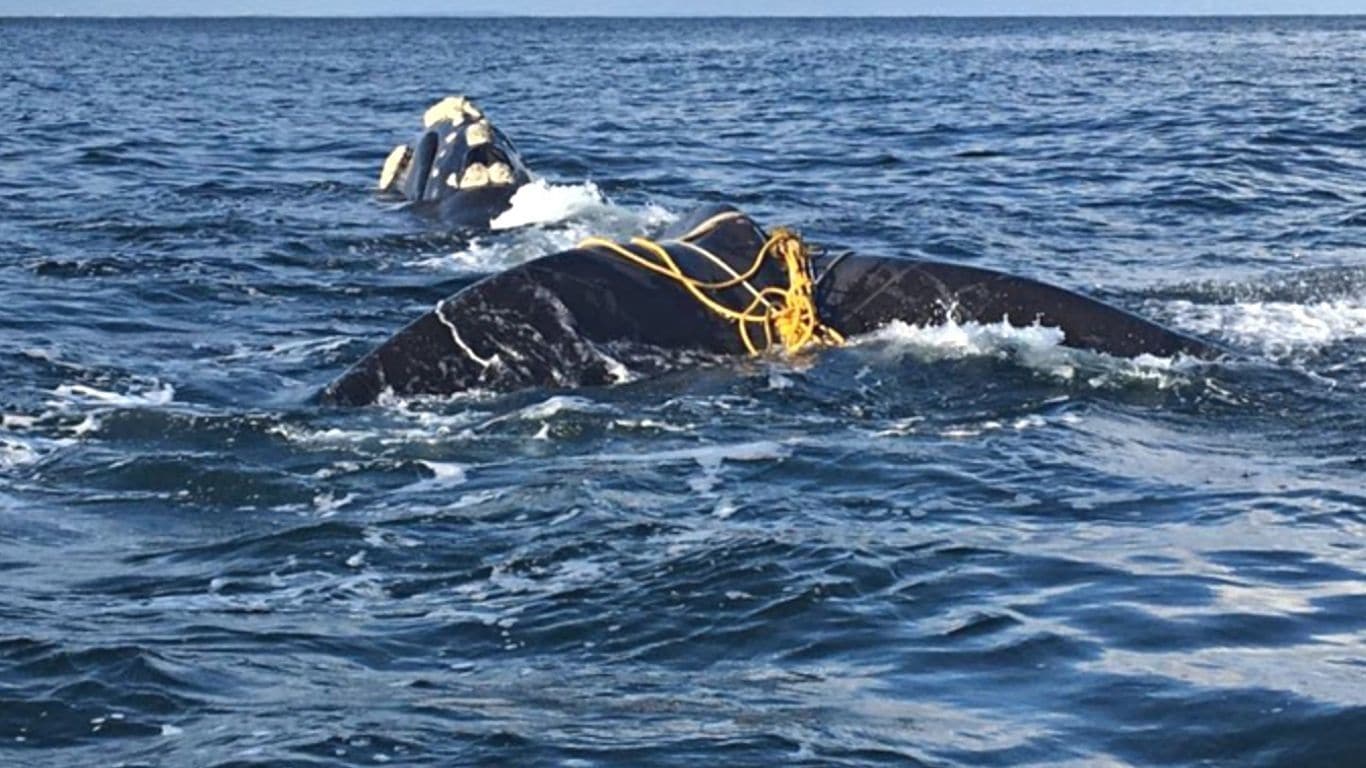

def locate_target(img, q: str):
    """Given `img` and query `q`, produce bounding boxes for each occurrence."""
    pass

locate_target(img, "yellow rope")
[578,226,844,356]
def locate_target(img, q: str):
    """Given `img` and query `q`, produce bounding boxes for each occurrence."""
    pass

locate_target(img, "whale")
[319,205,1219,406]
[376,96,533,229]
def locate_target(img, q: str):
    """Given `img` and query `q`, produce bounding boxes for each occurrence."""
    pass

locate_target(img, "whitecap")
[49,381,175,408]
[0,437,40,469]
[412,460,468,489]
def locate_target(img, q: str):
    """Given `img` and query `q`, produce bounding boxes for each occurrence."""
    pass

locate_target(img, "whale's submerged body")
[319,205,1218,406]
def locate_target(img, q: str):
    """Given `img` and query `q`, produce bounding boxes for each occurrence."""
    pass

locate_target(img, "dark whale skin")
[320,206,1219,405]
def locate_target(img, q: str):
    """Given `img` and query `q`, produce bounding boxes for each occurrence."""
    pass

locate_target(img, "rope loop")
[579,224,844,356]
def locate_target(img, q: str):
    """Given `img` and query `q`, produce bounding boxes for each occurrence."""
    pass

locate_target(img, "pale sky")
[3,0,1363,15]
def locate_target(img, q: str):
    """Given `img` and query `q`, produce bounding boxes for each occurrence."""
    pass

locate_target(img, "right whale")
[376,96,534,229]
[319,205,1220,406]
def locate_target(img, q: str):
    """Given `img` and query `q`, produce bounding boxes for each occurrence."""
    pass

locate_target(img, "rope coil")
[578,222,844,356]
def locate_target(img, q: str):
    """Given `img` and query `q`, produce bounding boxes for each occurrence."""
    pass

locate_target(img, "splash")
[490,179,609,230]
[854,318,1195,389]
[857,317,1067,361]
[413,184,675,274]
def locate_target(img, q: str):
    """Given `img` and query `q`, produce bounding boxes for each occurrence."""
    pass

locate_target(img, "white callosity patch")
[465,120,492,148]
[405,96,514,193]
[377,144,410,191]
[1164,296,1366,357]
[422,95,470,128]
[458,163,489,189]
[487,162,514,186]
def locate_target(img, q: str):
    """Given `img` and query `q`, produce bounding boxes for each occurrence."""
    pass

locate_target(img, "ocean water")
[2,15,1365,767]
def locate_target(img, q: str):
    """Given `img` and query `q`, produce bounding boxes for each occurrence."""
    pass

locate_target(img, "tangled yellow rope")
[578,225,844,356]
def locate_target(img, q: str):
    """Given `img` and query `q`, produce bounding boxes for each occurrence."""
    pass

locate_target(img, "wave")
[0,380,178,471]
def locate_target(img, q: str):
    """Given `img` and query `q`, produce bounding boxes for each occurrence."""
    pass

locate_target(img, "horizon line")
[4,12,1365,19]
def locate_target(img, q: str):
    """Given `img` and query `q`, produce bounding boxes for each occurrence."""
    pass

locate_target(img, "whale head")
[377,96,533,228]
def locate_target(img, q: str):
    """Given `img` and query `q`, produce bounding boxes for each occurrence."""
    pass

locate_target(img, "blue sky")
[3,0,1362,14]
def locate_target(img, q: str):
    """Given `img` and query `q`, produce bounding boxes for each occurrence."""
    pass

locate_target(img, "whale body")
[319,206,1218,406]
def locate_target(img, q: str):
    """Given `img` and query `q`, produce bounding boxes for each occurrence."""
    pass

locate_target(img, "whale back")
[815,254,1220,359]
[319,210,784,405]
[320,208,1221,406]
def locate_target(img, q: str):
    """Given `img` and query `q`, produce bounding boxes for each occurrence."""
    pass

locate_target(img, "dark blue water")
[3,16,1365,767]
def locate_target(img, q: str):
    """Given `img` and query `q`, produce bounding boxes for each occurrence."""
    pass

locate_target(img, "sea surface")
[2,15,1365,767]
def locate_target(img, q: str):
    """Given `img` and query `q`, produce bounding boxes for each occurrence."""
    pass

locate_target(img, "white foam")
[413,185,674,274]
[413,460,468,489]
[610,418,693,434]
[0,413,38,430]
[854,319,1193,389]
[425,236,497,271]
[597,349,636,384]
[49,381,175,408]
[490,179,608,230]
[594,439,792,468]
[312,492,355,517]
[466,395,613,436]
[515,395,608,421]
[269,424,379,447]
[0,437,40,469]
[4,382,170,465]
[1165,297,1366,356]
[858,317,1066,361]
[221,336,352,363]
[270,403,489,448]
